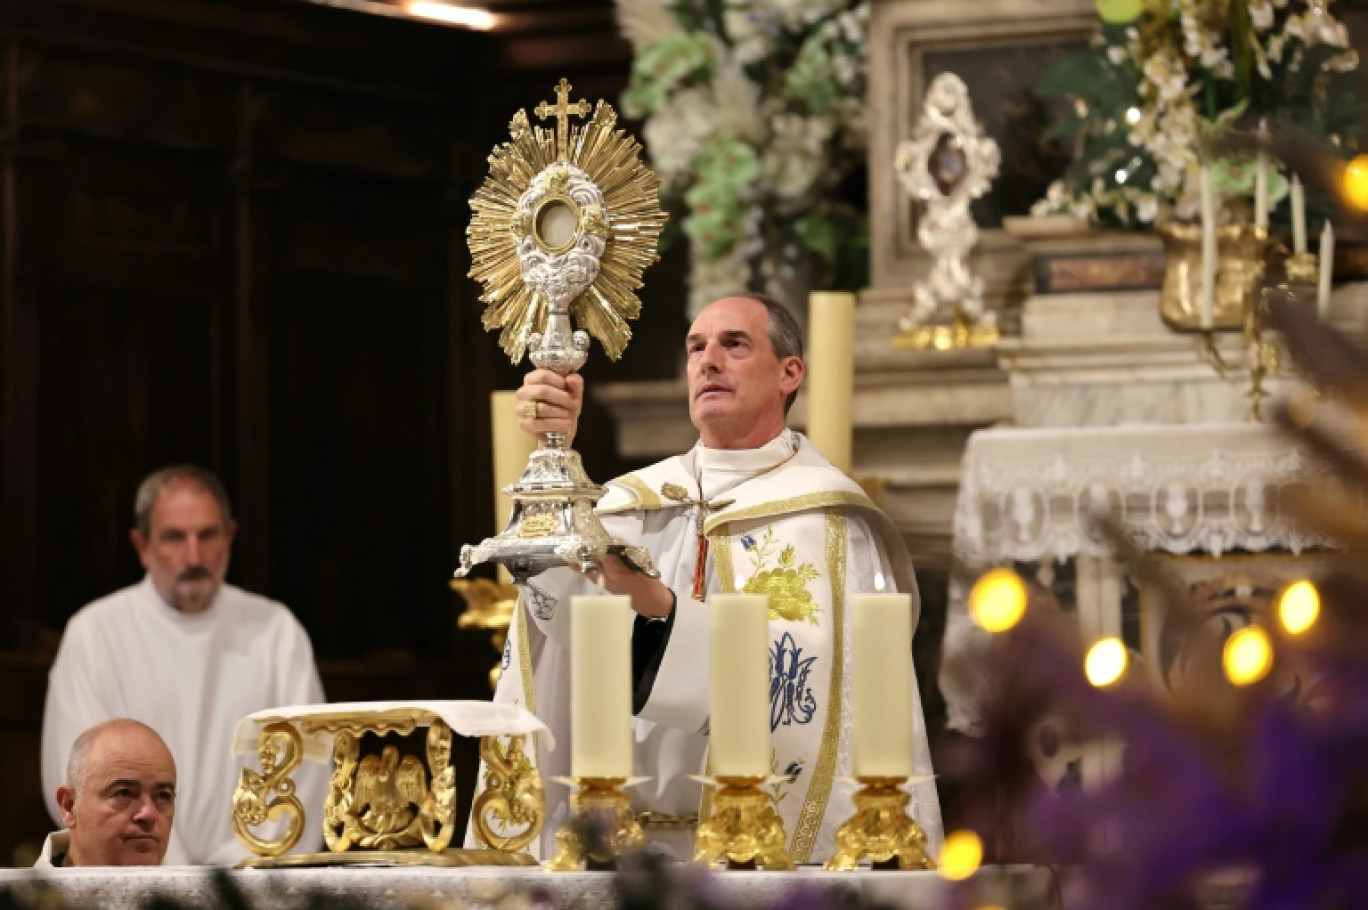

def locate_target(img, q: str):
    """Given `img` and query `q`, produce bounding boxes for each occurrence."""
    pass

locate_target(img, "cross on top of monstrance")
[456,79,667,582]
[535,78,591,162]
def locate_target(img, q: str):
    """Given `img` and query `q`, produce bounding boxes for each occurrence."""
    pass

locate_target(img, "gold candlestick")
[692,776,794,870]
[1285,251,1318,285]
[546,777,645,871]
[823,776,934,871]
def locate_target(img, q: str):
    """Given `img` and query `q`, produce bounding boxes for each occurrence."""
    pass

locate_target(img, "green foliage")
[1034,0,1364,230]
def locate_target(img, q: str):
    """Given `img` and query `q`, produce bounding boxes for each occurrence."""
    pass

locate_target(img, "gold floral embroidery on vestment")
[740,528,822,624]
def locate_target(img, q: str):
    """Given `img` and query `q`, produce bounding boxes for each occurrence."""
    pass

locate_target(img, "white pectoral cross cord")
[660,482,734,600]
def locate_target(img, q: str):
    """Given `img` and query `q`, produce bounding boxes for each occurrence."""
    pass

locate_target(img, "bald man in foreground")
[38,719,177,867]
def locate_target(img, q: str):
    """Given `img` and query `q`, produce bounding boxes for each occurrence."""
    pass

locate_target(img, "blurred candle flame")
[1278,580,1320,636]
[969,568,1027,633]
[939,829,983,880]
[1085,637,1128,688]
[1224,626,1274,686]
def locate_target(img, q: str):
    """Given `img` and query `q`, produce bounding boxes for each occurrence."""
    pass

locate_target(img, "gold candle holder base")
[546,777,645,871]
[1285,251,1318,285]
[693,776,795,870]
[823,776,934,871]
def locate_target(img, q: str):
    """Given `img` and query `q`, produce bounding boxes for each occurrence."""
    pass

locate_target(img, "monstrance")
[455,79,667,581]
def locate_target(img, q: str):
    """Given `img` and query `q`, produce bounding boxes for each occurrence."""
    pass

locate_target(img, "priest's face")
[131,480,237,613]
[57,723,177,866]
[687,297,804,449]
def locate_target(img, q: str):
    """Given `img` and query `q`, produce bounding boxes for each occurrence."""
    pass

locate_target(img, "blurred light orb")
[1125,106,1141,124]
[1278,580,1320,636]
[939,829,984,881]
[1084,637,1128,687]
[1224,626,1274,686]
[968,568,1028,632]
[1345,155,1368,212]
[1095,0,1144,24]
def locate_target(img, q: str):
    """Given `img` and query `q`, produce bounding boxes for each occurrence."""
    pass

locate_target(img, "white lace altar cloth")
[953,423,1341,565]
[0,865,1051,910]
[941,423,1347,739]
[231,701,552,764]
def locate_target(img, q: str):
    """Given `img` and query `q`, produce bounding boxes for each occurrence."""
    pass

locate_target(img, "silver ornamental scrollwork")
[894,73,1001,335]
[515,163,609,314]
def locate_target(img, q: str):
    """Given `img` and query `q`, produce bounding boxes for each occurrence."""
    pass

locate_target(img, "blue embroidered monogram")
[769,631,818,731]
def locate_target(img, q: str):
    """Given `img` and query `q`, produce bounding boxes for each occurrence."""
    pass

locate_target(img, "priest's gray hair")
[134,464,234,537]
[727,290,804,414]
[66,718,171,791]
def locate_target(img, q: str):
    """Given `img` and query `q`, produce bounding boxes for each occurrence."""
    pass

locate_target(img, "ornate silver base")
[456,442,657,581]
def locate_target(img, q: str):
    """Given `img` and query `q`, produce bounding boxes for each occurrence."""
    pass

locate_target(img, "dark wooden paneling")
[18,45,237,149]
[259,175,454,658]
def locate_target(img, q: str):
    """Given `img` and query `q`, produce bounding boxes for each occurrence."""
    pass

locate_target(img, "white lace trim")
[953,424,1341,564]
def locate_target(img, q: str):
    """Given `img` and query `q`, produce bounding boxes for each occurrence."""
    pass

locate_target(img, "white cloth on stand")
[231,700,551,762]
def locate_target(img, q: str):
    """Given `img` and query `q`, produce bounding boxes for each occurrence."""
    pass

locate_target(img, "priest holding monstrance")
[460,80,942,863]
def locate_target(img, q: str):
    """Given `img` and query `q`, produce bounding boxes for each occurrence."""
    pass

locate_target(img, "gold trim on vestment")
[617,476,663,511]
[789,510,846,861]
[516,595,536,715]
[596,474,667,514]
[703,491,875,536]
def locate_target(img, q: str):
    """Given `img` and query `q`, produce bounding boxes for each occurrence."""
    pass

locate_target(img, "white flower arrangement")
[1034,0,1364,230]
[616,0,870,312]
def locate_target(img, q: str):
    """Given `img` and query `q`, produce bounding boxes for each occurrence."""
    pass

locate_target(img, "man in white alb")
[472,292,942,862]
[41,465,327,865]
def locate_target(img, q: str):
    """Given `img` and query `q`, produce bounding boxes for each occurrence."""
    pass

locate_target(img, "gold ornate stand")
[823,777,934,871]
[471,735,545,853]
[232,722,306,857]
[451,575,519,690]
[546,777,646,871]
[1198,265,1316,423]
[692,776,795,870]
[233,709,543,868]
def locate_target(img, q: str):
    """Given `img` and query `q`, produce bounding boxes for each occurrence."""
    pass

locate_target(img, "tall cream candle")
[1318,221,1335,319]
[805,291,855,474]
[851,594,914,777]
[1291,174,1307,255]
[1254,119,1269,231]
[1199,167,1217,330]
[571,595,633,778]
[709,593,771,777]
[491,390,538,534]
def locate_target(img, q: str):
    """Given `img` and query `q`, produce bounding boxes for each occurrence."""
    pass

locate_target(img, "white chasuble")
[468,431,943,862]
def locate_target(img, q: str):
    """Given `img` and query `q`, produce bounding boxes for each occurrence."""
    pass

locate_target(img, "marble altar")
[0,864,1053,910]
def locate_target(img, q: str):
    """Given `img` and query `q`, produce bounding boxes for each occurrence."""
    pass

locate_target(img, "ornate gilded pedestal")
[231,702,547,867]
[893,72,1001,350]
[545,777,646,871]
[451,575,520,690]
[692,776,795,870]
[823,777,934,871]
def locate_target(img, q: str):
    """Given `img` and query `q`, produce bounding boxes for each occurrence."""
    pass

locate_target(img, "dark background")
[0,0,693,863]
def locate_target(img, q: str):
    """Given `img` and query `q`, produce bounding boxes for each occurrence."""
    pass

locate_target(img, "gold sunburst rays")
[468,81,666,364]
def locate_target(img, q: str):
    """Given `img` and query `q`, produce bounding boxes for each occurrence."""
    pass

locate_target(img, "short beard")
[170,573,218,613]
